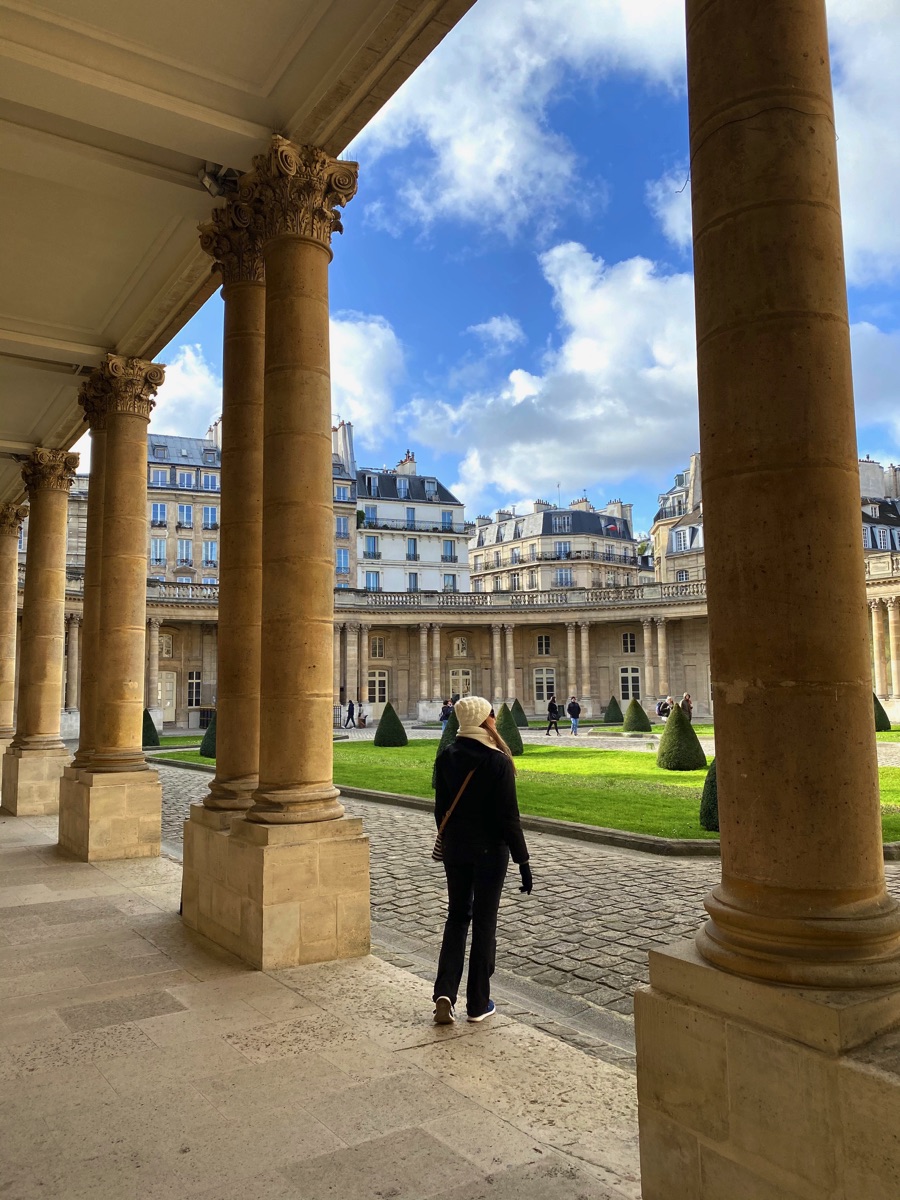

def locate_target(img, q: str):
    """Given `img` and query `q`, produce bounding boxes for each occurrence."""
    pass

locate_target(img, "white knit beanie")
[454,695,492,735]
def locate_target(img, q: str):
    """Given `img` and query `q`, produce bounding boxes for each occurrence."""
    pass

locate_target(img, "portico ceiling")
[0,0,474,503]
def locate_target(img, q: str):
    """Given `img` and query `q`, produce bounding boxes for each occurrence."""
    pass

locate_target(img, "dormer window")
[424,479,437,499]
[397,477,409,499]
[153,446,168,460]
[365,474,378,497]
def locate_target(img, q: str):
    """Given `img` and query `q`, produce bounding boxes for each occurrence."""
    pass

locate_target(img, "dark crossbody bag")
[431,768,476,862]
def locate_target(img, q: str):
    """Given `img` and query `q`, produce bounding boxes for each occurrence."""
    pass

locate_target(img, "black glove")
[518,862,533,895]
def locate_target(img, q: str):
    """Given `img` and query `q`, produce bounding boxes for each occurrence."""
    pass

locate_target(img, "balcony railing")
[150,557,166,566]
[333,580,708,610]
[176,558,193,566]
[176,521,193,530]
[202,560,218,569]
[406,553,419,561]
[363,551,382,559]
[362,517,474,534]
[150,519,167,528]
[441,554,458,563]
[202,522,219,530]
[336,532,350,540]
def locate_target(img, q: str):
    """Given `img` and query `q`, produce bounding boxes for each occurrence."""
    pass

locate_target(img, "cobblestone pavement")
[157,762,900,1022]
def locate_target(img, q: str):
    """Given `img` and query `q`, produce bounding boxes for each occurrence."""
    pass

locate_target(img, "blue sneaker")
[433,996,455,1025]
[467,1000,496,1023]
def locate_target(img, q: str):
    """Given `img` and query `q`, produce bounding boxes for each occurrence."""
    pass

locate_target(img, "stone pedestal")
[58,764,161,860]
[636,940,900,1199]
[1,746,71,816]
[182,805,370,970]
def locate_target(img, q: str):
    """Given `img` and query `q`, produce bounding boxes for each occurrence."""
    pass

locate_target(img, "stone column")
[431,624,441,701]
[418,623,430,702]
[197,202,264,812]
[637,8,900,1196]
[145,618,160,714]
[579,621,591,702]
[504,623,515,700]
[0,505,26,759]
[345,622,359,707]
[888,599,900,699]
[183,139,368,969]
[566,621,577,699]
[641,618,656,704]
[359,624,370,710]
[491,624,503,704]
[872,601,888,698]
[58,356,164,860]
[655,617,669,696]
[65,615,81,711]
[2,450,77,815]
[333,623,342,703]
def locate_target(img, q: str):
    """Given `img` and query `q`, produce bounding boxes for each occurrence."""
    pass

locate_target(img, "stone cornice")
[21,449,79,495]
[236,136,358,249]
[198,202,264,286]
[78,354,165,428]
[0,503,28,537]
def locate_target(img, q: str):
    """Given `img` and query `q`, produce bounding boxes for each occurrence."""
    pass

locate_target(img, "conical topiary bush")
[199,710,217,758]
[432,706,459,786]
[510,698,529,728]
[496,702,523,756]
[603,696,623,725]
[700,757,718,831]
[875,692,892,732]
[142,708,160,748]
[373,701,408,747]
[622,698,652,732]
[656,701,707,770]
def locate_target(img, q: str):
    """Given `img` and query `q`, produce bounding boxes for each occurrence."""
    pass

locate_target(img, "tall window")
[510,572,521,591]
[493,551,501,568]
[178,470,193,488]
[202,505,218,528]
[176,538,192,565]
[187,671,202,707]
[441,510,453,530]
[442,539,455,562]
[493,577,502,592]
[473,555,483,571]
[201,577,217,584]
[453,637,468,657]
[371,636,385,658]
[622,632,636,654]
[676,569,689,582]
[202,541,218,566]
[176,576,192,584]
[397,477,409,498]
[17,525,24,551]
[365,570,380,592]
[202,472,219,491]
[364,535,379,559]
[537,635,551,656]
[551,514,571,534]
[449,668,472,698]
[151,502,167,525]
[336,516,349,538]
[177,504,192,527]
[534,667,555,703]
[528,570,538,589]
[406,506,416,528]
[334,485,349,501]
[878,528,890,550]
[407,537,418,560]
[159,634,173,658]
[151,469,168,486]
[862,528,870,548]
[443,574,457,592]
[364,474,378,496]
[336,548,349,575]
[473,579,483,593]
[367,670,388,703]
[364,504,377,525]
[407,572,419,592]
[554,541,571,558]
[150,538,166,565]
[510,548,520,564]
[620,666,641,701]
[674,529,689,551]
[553,568,574,587]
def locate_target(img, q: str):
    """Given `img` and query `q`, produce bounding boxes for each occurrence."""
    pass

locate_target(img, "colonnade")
[870,598,900,698]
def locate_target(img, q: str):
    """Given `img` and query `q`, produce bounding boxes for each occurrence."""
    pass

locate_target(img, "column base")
[636,938,900,1199]
[58,765,161,860]
[182,804,370,970]
[1,745,70,815]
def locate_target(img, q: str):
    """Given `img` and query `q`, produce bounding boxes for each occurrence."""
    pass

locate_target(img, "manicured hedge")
[603,696,623,725]
[622,698,652,733]
[875,693,892,732]
[510,698,529,728]
[199,711,217,758]
[700,756,718,831]
[657,701,707,770]
[373,702,408,747]
[496,703,524,756]
[142,708,160,748]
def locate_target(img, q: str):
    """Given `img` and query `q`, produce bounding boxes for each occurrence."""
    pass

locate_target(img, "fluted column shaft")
[872,601,888,698]
[431,624,441,701]
[504,624,515,700]
[642,618,656,703]
[145,618,160,712]
[333,623,342,701]
[199,209,265,810]
[491,624,503,703]
[73,417,107,768]
[688,0,900,984]
[656,618,669,697]
[418,623,429,701]
[345,623,359,708]
[65,615,81,711]
[888,599,900,699]
[359,624,370,708]
[579,622,591,700]
[12,451,78,750]
[0,507,26,740]
[566,622,577,699]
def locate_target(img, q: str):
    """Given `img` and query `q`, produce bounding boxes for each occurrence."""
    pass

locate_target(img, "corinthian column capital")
[236,136,358,249]
[21,448,79,495]
[78,354,165,427]
[0,503,27,537]
[199,201,264,285]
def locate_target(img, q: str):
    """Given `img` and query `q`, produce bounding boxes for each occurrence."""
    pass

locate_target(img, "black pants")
[433,848,509,1016]
[546,719,559,734]
[344,716,356,727]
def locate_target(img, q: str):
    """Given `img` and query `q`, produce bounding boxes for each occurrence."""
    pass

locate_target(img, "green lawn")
[160,740,900,842]
[877,730,900,741]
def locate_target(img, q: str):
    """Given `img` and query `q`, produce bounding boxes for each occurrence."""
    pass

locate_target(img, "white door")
[160,671,176,725]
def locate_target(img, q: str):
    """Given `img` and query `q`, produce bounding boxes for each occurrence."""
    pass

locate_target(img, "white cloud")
[466,315,526,353]
[404,241,698,510]
[645,164,692,251]
[851,321,900,446]
[149,344,222,437]
[354,0,685,236]
[330,312,404,449]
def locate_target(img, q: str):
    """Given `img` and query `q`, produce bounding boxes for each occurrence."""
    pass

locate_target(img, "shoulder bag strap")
[436,768,476,840]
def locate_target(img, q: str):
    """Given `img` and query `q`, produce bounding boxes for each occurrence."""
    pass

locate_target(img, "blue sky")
[138,0,900,536]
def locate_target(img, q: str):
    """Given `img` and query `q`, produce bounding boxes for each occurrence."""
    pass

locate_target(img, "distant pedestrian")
[439,698,453,732]
[344,699,356,728]
[680,693,693,723]
[655,697,670,720]
[566,696,582,735]
[546,695,561,736]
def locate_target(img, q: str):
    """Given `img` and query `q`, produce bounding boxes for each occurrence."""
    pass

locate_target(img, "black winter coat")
[434,738,529,866]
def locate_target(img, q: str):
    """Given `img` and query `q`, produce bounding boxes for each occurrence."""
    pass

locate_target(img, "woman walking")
[432,696,532,1025]
[546,695,561,736]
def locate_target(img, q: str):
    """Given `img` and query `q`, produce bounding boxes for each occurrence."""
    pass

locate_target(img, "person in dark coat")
[344,699,356,728]
[566,696,581,735]
[545,695,561,736]
[432,695,532,1025]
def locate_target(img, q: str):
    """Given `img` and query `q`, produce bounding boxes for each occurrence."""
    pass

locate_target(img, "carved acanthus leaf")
[198,202,264,285]
[0,503,28,537]
[236,137,358,248]
[21,449,79,495]
[78,355,165,425]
